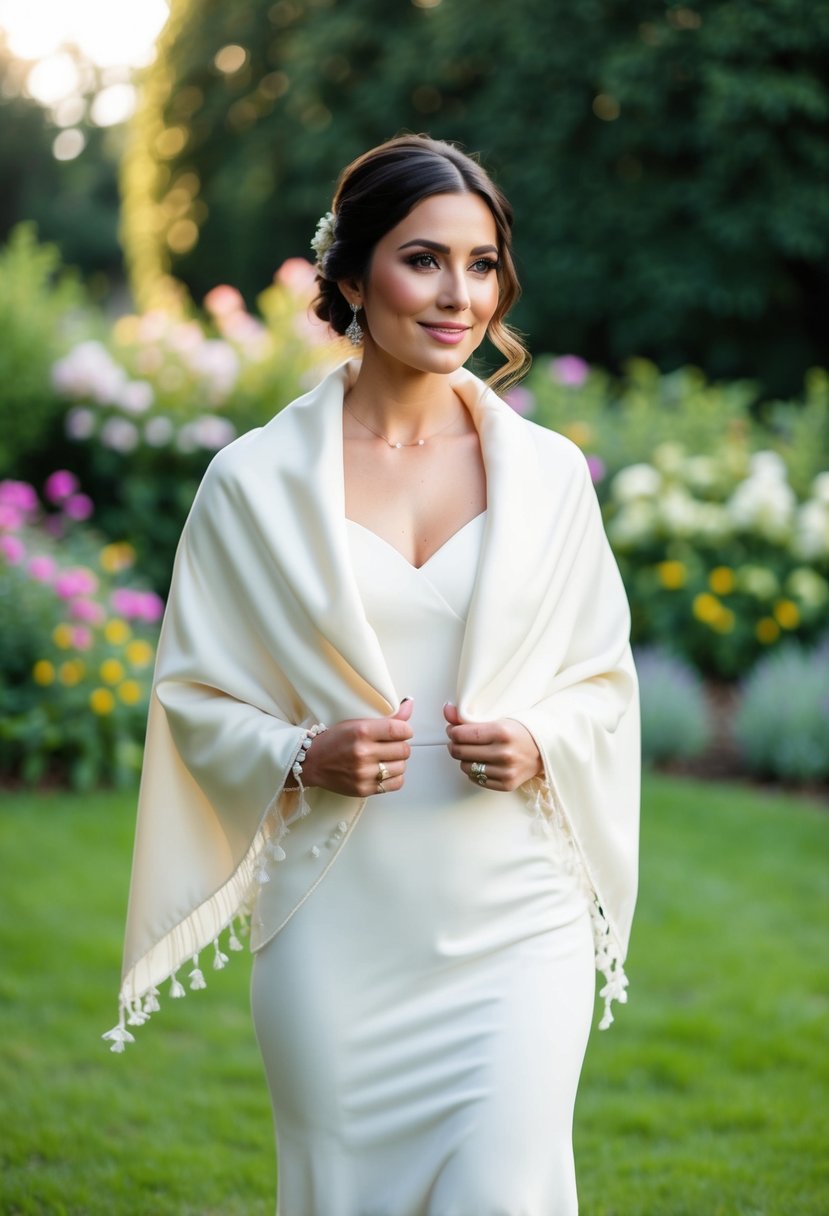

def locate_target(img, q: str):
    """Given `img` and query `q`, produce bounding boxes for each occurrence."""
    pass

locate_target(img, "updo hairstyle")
[312,134,530,392]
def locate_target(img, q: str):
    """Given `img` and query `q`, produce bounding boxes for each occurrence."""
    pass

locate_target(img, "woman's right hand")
[298,699,414,797]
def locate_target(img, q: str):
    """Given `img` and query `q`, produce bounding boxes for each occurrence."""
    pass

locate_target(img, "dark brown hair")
[312,134,530,393]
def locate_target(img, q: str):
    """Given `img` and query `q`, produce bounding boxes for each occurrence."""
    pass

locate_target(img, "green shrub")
[733,640,829,783]
[0,224,89,477]
[634,646,711,766]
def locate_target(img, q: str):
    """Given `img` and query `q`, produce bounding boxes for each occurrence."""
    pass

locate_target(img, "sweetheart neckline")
[345,511,487,571]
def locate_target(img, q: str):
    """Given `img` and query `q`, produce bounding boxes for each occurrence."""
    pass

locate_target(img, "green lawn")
[1,775,827,1215]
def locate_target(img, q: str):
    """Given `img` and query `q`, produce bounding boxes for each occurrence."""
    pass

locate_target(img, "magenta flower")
[55,567,99,599]
[0,480,39,512]
[549,355,589,387]
[69,597,105,625]
[44,470,80,504]
[0,504,22,532]
[111,587,164,621]
[64,493,94,521]
[28,554,58,582]
[0,534,26,564]
[503,386,535,416]
[586,454,606,485]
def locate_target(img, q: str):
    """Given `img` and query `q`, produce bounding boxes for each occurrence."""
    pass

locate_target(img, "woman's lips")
[418,323,471,345]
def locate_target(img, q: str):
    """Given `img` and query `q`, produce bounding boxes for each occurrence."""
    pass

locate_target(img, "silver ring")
[378,762,391,783]
[471,761,487,786]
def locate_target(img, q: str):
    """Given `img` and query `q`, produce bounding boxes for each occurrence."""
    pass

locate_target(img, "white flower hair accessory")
[310,211,336,263]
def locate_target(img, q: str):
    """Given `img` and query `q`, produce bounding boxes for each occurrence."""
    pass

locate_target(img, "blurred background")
[1,0,828,784]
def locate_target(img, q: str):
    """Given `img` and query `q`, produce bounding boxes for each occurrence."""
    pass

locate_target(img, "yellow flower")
[692,593,722,625]
[117,680,143,706]
[756,617,780,644]
[100,542,136,574]
[112,314,140,346]
[773,599,800,630]
[33,660,55,686]
[52,624,74,650]
[125,639,155,668]
[708,566,735,596]
[710,607,735,634]
[657,560,687,590]
[59,660,85,686]
[100,658,125,685]
[90,687,116,715]
[562,421,593,448]
[104,618,132,645]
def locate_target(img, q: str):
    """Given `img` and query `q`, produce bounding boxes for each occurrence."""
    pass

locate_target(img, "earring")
[345,302,364,346]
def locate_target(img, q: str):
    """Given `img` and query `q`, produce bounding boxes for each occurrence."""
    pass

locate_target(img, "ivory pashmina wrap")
[104,358,639,1050]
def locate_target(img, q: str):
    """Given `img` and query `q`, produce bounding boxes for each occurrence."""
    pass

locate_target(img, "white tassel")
[228,926,243,952]
[169,971,186,998]
[102,1004,135,1053]
[143,987,161,1014]
[212,939,229,970]
[189,954,207,990]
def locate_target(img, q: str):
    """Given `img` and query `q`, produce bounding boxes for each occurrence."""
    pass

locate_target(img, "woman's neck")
[343,346,468,445]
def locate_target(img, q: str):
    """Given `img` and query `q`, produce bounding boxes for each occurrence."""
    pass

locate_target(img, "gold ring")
[378,762,391,783]
[376,781,386,795]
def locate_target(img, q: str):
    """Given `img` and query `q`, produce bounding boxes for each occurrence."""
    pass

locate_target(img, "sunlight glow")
[0,0,169,69]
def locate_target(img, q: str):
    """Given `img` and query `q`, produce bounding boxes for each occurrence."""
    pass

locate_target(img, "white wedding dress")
[250,512,595,1216]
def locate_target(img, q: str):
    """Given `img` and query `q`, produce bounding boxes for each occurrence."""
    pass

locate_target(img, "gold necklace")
[344,401,460,449]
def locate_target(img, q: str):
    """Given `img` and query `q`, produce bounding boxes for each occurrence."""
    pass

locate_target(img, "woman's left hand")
[443,702,543,791]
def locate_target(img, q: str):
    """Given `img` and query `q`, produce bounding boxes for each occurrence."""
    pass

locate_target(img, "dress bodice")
[346,512,486,745]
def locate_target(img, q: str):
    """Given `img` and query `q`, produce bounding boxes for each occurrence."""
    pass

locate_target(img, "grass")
[0,775,827,1215]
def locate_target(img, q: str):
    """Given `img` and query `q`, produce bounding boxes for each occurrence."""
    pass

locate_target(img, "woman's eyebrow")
[397,238,499,256]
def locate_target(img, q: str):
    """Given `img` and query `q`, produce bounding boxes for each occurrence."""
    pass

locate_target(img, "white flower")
[183,339,240,402]
[310,211,336,261]
[786,567,829,610]
[116,380,155,415]
[611,463,662,504]
[811,471,829,506]
[607,500,658,548]
[100,417,140,453]
[792,500,829,560]
[144,416,174,447]
[684,455,718,493]
[748,450,787,480]
[65,406,96,439]
[652,442,686,476]
[51,340,127,404]
[727,474,795,541]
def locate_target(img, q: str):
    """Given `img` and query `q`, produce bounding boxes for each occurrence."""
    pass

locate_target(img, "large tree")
[122,0,829,393]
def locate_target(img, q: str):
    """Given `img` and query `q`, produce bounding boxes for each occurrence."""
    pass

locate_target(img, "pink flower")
[64,493,94,521]
[28,554,57,582]
[0,534,26,564]
[503,386,535,416]
[204,284,245,318]
[111,587,164,621]
[275,258,318,294]
[550,355,589,388]
[65,407,96,440]
[69,597,105,625]
[586,454,606,485]
[44,470,79,503]
[0,480,39,512]
[55,567,99,599]
[0,504,22,532]
[71,625,93,650]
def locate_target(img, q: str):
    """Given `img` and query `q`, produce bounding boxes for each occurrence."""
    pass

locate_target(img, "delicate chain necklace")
[344,400,460,449]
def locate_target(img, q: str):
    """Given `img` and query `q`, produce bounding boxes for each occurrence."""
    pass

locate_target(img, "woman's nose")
[437,268,470,311]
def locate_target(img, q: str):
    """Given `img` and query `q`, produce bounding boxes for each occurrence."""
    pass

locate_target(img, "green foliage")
[122,0,829,393]
[0,224,87,476]
[635,646,711,764]
[734,640,829,782]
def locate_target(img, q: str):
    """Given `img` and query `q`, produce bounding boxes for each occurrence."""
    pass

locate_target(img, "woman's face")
[351,191,501,376]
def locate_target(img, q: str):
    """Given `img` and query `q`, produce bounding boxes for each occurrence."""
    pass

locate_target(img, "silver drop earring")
[346,302,364,346]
